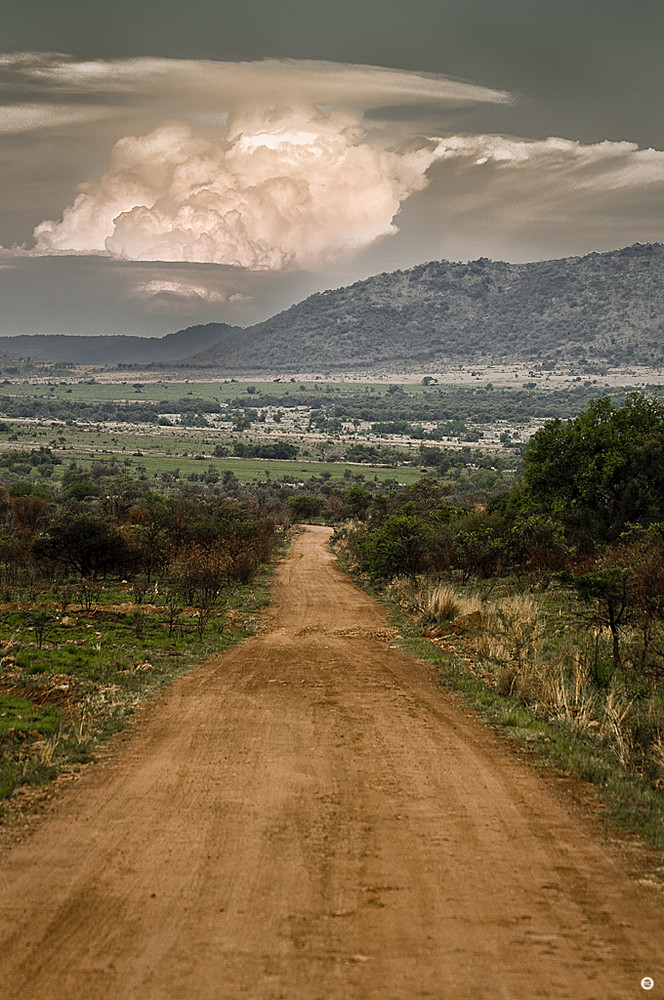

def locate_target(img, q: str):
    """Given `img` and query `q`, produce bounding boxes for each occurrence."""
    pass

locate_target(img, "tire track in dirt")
[0,525,663,999]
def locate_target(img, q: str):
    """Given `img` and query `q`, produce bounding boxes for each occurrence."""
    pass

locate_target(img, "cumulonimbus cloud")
[32,108,443,268]
[31,115,664,270]
[9,54,664,272]
[7,54,511,269]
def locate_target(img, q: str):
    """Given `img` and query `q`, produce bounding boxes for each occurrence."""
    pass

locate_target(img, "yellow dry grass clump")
[388,577,481,623]
[404,577,637,761]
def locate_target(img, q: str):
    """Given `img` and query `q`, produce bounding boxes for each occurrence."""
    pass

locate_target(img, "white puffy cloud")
[32,109,443,268]
[31,115,664,270]
[130,278,253,315]
[434,133,664,190]
[427,134,664,228]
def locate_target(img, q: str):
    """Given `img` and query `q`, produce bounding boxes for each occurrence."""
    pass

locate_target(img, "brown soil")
[1,525,663,999]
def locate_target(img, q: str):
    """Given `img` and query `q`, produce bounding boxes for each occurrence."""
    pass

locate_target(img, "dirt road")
[1,526,663,999]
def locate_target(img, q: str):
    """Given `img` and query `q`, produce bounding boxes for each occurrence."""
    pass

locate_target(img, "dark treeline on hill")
[0,324,238,367]
[189,243,664,372]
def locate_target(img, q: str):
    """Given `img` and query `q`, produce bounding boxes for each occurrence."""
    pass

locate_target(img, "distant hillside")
[189,244,664,372]
[3,245,662,372]
[0,323,240,366]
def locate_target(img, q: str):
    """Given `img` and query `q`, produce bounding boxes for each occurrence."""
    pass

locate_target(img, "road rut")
[1,525,663,999]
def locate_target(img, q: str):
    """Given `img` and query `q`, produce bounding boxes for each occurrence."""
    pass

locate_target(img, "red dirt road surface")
[1,525,663,999]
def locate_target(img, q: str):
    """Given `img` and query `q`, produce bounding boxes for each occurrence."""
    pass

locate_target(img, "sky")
[1,0,663,337]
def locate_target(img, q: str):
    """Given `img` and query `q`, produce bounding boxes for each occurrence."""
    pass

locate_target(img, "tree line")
[0,473,279,626]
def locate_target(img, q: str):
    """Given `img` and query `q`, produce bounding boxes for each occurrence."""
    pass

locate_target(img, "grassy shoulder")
[332,534,664,853]
[0,540,286,814]
[395,612,664,850]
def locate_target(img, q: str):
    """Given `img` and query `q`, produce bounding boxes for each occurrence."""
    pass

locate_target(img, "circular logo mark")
[641,977,655,991]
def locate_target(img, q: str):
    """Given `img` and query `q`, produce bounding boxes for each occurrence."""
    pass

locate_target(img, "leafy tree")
[35,512,131,579]
[63,478,100,502]
[561,565,631,670]
[122,492,172,580]
[343,484,373,519]
[8,481,52,500]
[450,511,506,584]
[171,544,230,636]
[612,526,664,673]
[490,489,568,578]
[523,394,664,546]
[356,514,436,580]
[287,495,325,522]
[399,477,452,515]
[9,494,50,540]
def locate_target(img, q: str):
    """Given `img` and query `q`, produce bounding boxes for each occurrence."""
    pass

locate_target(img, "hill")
[0,323,239,366]
[1,244,661,372]
[189,243,664,372]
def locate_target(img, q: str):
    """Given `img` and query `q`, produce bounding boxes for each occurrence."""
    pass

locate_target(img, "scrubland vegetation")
[0,475,282,806]
[335,393,664,843]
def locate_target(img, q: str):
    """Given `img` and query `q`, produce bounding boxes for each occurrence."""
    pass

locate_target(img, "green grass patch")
[0,696,62,801]
[0,546,284,810]
[0,695,61,736]
[49,447,425,485]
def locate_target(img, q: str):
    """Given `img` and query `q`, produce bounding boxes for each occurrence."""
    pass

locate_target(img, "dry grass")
[387,577,482,624]
[600,687,635,768]
[403,577,662,780]
[651,734,664,788]
[474,594,544,695]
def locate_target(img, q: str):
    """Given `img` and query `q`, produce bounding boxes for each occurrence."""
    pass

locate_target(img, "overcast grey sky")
[1,0,662,337]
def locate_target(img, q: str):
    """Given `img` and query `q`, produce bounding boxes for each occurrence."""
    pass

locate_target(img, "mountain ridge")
[0,243,662,370]
[187,243,664,372]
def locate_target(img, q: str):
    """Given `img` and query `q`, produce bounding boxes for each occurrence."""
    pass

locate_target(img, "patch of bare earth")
[0,526,663,999]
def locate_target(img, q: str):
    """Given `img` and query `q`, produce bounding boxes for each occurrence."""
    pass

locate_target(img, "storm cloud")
[32,111,444,267]
[0,54,662,336]
[29,112,664,272]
